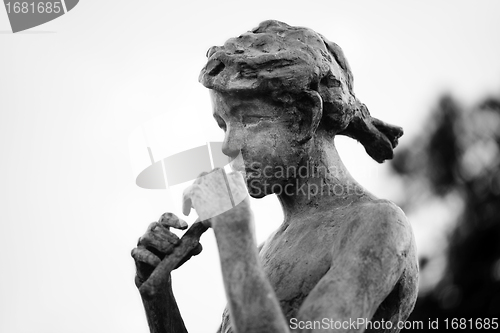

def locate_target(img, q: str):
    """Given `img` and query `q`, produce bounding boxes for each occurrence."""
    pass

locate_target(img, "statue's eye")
[242,115,273,124]
[214,115,227,131]
[242,115,262,123]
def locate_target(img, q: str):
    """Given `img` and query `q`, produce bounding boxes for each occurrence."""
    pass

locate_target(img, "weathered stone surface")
[132,20,418,333]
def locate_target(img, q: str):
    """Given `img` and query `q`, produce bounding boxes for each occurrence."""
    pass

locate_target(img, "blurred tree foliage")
[390,94,500,330]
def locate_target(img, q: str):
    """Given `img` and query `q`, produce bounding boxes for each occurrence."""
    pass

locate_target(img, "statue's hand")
[131,213,202,289]
[182,169,251,230]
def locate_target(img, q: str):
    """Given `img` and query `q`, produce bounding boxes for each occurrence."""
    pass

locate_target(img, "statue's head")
[199,20,403,198]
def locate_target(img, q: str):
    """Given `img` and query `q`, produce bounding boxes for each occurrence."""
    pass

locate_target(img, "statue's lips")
[231,163,261,176]
[230,162,261,180]
[229,155,247,173]
[229,161,243,172]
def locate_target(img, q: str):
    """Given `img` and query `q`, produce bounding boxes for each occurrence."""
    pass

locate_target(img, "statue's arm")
[180,170,290,332]
[132,214,201,333]
[212,199,290,333]
[296,201,415,332]
[139,275,189,333]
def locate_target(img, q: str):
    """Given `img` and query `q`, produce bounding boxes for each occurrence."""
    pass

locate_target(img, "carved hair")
[199,20,402,163]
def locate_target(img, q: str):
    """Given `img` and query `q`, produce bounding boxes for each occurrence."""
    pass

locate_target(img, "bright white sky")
[1,1,500,332]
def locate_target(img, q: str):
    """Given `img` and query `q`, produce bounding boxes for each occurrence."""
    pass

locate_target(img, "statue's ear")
[296,90,323,144]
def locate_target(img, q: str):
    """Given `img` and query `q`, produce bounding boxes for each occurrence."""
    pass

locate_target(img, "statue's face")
[211,91,308,198]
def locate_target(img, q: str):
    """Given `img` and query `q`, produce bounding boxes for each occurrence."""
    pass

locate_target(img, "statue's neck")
[277,136,365,223]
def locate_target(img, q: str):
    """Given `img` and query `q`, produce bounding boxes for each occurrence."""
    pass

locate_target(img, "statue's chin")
[245,178,270,199]
[245,175,293,199]
[249,190,267,199]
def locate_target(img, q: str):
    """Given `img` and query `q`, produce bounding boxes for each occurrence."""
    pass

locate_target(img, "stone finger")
[182,185,196,216]
[191,243,203,256]
[131,247,161,267]
[159,212,188,230]
[140,231,179,255]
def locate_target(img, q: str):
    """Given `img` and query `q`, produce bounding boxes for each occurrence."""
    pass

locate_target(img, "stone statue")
[131,20,418,333]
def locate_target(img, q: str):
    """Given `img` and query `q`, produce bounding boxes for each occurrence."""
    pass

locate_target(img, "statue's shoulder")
[338,199,414,255]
